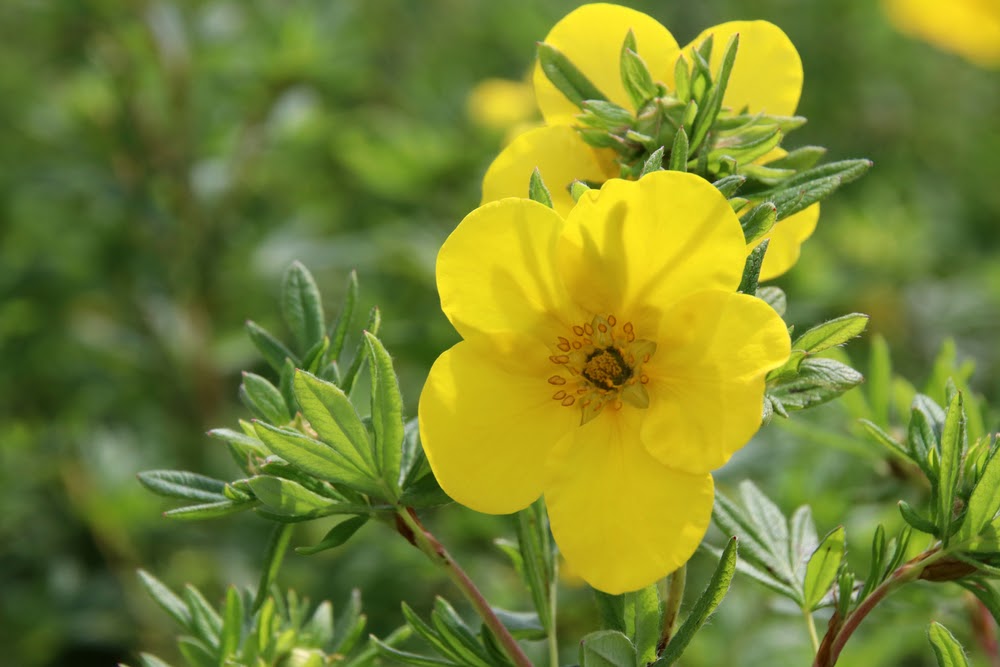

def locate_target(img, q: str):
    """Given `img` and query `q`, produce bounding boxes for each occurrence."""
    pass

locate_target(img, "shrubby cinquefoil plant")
[128,5,1000,667]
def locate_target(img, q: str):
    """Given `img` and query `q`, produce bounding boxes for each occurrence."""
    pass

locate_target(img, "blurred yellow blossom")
[481,3,819,281]
[883,0,1000,67]
[466,77,541,144]
[419,171,790,593]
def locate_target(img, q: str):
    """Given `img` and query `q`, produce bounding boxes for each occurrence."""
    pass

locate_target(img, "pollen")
[546,314,657,423]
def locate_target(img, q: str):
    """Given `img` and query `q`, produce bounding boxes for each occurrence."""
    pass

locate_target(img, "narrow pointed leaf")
[927,622,970,667]
[580,630,636,667]
[958,446,1000,542]
[138,570,192,631]
[282,261,325,353]
[137,470,229,503]
[528,168,553,208]
[537,42,608,108]
[294,370,375,474]
[364,332,404,498]
[660,537,737,665]
[246,320,298,372]
[669,129,688,173]
[793,314,869,355]
[219,586,244,659]
[803,526,845,610]
[640,146,665,177]
[248,475,335,516]
[296,516,368,555]
[329,270,359,363]
[939,393,966,542]
[253,523,293,612]
[739,202,776,246]
[737,239,767,294]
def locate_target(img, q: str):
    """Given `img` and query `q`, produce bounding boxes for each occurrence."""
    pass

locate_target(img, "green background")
[1,1,998,665]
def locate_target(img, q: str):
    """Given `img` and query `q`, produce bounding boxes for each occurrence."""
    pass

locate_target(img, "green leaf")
[364,332,404,499]
[138,570,192,631]
[371,636,459,667]
[660,537,738,665]
[136,654,175,667]
[248,475,335,516]
[294,370,375,475]
[570,180,592,202]
[430,598,494,667]
[689,33,739,152]
[219,586,244,659]
[673,54,691,102]
[768,358,864,410]
[514,500,554,634]
[163,499,257,520]
[137,470,228,503]
[756,286,786,317]
[401,602,464,663]
[241,372,292,425]
[537,42,608,108]
[183,584,222,646]
[789,505,819,581]
[668,128,688,173]
[899,500,939,535]
[858,419,909,459]
[803,526,845,610]
[329,270,359,363]
[739,202,776,246]
[939,393,966,543]
[296,516,368,555]
[741,480,791,564]
[737,239,768,295]
[254,422,382,497]
[579,630,636,667]
[490,609,546,641]
[620,30,656,109]
[765,146,826,171]
[712,174,746,197]
[177,637,216,667]
[957,580,1000,627]
[792,314,869,355]
[209,427,268,461]
[331,589,368,655]
[253,523,293,612]
[868,334,892,425]
[528,168,553,208]
[640,146,665,177]
[246,320,298,373]
[282,261,326,354]
[957,445,1000,542]
[927,622,970,667]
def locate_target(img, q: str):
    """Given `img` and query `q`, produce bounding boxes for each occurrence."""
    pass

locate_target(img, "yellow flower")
[466,77,541,145]
[419,172,790,593]
[883,0,1000,67]
[481,3,818,281]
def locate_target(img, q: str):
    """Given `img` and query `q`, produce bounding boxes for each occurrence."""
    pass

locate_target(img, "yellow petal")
[683,21,802,116]
[757,203,820,281]
[419,339,576,514]
[437,196,579,341]
[481,125,616,218]
[559,171,746,325]
[641,289,791,474]
[533,3,680,126]
[545,410,714,594]
[883,0,1000,66]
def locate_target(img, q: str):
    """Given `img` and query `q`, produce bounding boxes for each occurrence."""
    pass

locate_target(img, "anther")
[561,395,576,406]
[572,325,585,336]
[549,355,569,364]
[572,341,582,349]
[640,374,649,384]
[557,342,571,351]
[608,315,617,326]
[552,390,566,400]
[558,336,570,346]
[623,322,634,333]
[598,323,608,333]
[584,323,593,335]
[548,376,566,385]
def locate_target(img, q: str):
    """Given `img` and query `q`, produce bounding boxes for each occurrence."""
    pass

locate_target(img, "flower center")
[547,314,656,425]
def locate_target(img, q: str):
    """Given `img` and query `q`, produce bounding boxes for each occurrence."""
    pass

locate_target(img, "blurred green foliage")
[1,1,998,666]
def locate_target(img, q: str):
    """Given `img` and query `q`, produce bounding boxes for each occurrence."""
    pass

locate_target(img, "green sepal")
[580,100,633,130]
[739,202,776,246]
[803,526,846,610]
[658,537,737,665]
[737,239,768,295]
[528,168,554,208]
[712,174,746,197]
[537,41,608,108]
[620,30,657,109]
[766,145,827,171]
[570,179,593,202]
[673,55,691,102]
[792,313,869,355]
[640,146,665,177]
[668,128,688,172]
[282,261,326,354]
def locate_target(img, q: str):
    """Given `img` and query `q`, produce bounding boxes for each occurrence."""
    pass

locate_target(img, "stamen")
[552,390,566,400]
[572,325,585,336]
[549,355,569,364]
[548,376,566,385]
[561,395,576,406]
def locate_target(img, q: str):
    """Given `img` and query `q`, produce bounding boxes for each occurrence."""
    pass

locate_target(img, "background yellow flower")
[420,171,790,593]
[883,0,1000,67]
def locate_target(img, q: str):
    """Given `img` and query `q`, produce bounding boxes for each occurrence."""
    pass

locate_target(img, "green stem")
[396,508,534,667]
[804,608,820,654]
[657,564,687,654]
[548,559,560,667]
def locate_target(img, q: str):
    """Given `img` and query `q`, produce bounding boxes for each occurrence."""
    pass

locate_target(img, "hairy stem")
[396,508,534,667]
